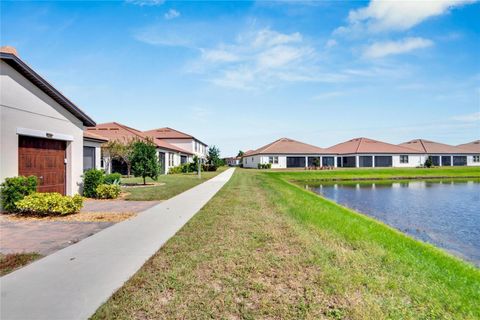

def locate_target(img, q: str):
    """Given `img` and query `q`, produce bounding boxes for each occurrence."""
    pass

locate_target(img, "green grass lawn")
[120,167,228,201]
[93,167,480,319]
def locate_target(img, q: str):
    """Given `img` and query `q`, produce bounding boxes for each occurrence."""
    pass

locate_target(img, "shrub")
[15,192,83,215]
[104,173,121,185]
[168,165,184,174]
[83,169,104,198]
[96,184,121,199]
[257,163,272,169]
[0,176,37,212]
[424,157,433,168]
[202,164,217,172]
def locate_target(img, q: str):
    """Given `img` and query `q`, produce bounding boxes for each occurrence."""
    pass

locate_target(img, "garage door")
[18,136,66,194]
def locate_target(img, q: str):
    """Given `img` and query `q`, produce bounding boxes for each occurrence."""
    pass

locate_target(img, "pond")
[304,179,480,266]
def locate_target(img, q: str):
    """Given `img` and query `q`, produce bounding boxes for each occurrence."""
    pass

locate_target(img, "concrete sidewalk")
[1,168,235,320]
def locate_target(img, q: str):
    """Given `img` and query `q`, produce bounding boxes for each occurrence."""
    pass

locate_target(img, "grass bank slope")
[93,169,479,319]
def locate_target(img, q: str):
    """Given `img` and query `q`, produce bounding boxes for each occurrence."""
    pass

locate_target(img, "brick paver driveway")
[0,217,114,255]
[81,199,161,213]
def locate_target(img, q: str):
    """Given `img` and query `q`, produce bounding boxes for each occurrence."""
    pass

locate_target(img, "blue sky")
[1,0,479,156]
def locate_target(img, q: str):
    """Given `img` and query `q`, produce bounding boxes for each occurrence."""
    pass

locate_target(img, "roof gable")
[247,138,330,156]
[457,140,480,153]
[1,48,95,127]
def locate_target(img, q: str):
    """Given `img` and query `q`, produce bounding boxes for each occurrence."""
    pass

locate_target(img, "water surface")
[305,180,480,266]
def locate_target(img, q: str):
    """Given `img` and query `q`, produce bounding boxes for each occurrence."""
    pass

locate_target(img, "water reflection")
[306,179,480,266]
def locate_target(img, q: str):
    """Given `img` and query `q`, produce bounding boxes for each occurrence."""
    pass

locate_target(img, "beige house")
[0,46,99,195]
[143,127,208,159]
[86,122,193,174]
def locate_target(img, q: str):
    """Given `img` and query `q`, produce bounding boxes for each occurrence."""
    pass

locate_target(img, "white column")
[440,156,443,166]
[305,156,308,168]
[355,155,359,168]
[372,155,376,167]
[451,155,453,166]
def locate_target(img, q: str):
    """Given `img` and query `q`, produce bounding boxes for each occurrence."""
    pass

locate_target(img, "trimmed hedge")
[83,169,104,198]
[0,176,38,212]
[104,173,121,185]
[15,192,83,215]
[96,184,121,199]
[257,163,272,169]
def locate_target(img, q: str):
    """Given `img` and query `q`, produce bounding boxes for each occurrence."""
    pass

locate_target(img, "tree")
[206,145,222,170]
[237,150,244,165]
[102,138,136,176]
[424,157,433,168]
[131,139,160,185]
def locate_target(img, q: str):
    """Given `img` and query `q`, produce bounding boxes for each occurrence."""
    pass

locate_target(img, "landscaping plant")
[83,169,104,198]
[104,173,122,185]
[206,145,222,171]
[0,176,37,212]
[96,184,121,199]
[131,139,160,185]
[102,138,137,177]
[15,192,83,215]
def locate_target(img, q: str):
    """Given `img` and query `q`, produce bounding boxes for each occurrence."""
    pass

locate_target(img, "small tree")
[237,150,244,165]
[103,138,136,177]
[131,139,160,185]
[424,157,433,168]
[207,145,222,169]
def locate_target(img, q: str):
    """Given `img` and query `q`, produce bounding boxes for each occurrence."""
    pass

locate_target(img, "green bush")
[168,165,184,174]
[104,173,121,185]
[83,169,104,198]
[257,163,272,169]
[0,176,37,212]
[202,164,217,172]
[424,157,433,168]
[15,192,83,215]
[96,184,121,199]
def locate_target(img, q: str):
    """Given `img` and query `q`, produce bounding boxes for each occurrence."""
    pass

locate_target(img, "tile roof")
[245,138,331,156]
[144,127,207,146]
[457,140,480,153]
[83,131,108,142]
[399,139,471,154]
[326,137,422,154]
[86,122,192,154]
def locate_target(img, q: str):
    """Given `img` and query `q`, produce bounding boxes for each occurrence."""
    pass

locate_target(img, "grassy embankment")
[0,253,42,276]
[93,167,480,319]
[120,167,227,201]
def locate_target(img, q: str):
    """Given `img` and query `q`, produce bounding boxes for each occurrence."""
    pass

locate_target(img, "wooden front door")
[18,136,66,194]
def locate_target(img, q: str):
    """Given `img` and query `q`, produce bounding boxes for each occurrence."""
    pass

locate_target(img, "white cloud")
[363,37,433,59]
[325,39,337,49]
[201,49,240,62]
[337,0,476,34]
[452,112,480,122]
[125,0,165,6]
[164,9,180,20]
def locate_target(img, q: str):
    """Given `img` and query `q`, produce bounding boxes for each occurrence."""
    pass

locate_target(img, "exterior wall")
[467,154,480,166]
[162,138,208,159]
[83,140,103,170]
[1,60,84,195]
[244,154,332,169]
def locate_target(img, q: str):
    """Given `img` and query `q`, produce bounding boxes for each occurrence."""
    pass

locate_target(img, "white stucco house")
[399,139,480,167]
[143,127,208,159]
[86,122,194,175]
[0,46,100,195]
[242,138,336,169]
[326,137,425,168]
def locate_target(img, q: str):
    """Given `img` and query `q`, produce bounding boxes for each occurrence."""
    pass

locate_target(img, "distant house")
[0,46,100,195]
[143,127,208,159]
[326,137,424,168]
[86,122,193,174]
[242,138,335,169]
[224,157,241,166]
[457,140,480,160]
[399,139,479,166]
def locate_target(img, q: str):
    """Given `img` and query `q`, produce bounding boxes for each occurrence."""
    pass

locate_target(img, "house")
[457,140,480,157]
[242,138,335,169]
[224,157,241,166]
[399,139,480,166]
[326,137,424,168]
[1,46,99,195]
[143,127,208,159]
[86,122,193,174]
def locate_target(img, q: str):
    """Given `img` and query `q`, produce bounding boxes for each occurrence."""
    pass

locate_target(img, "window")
[400,155,409,164]
[453,156,467,166]
[286,157,306,168]
[342,156,356,168]
[359,156,373,167]
[473,155,480,163]
[268,156,278,164]
[83,147,95,172]
[429,156,440,166]
[181,155,187,164]
[441,156,451,166]
[374,156,393,167]
[168,153,175,166]
[322,156,335,167]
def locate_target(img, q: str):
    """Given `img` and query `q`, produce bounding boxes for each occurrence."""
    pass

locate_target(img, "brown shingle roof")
[246,138,331,156]
[144,127,207,146]
[457,140,480,153]
[399,139,471,154]
[326,137,422,154]
[83,131,108,142]
[86,122,192,154]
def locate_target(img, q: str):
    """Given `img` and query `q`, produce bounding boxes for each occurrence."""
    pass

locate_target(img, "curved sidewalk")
[1,168,235,320]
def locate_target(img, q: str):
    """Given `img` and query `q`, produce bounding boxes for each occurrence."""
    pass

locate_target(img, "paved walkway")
[81,199,161,213]
[0,168,235,320]
[0,219,114,255]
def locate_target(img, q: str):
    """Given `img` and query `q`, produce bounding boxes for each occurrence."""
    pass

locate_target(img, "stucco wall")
[0,60,84,195]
